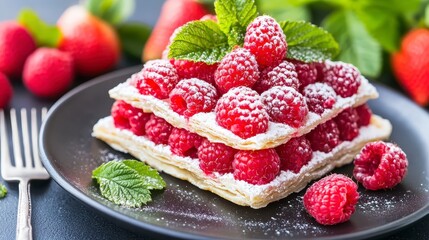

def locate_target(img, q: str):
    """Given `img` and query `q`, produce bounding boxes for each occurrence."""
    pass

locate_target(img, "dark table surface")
[0,1,428,239]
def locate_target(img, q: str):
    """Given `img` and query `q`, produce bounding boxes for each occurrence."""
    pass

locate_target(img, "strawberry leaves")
[18,9,61,48]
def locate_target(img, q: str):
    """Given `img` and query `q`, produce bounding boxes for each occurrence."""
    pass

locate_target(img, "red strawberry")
[0,72,13,108]
[392,28,429,106]
[23,48,74,98]
[0,21,36,79]
[57,5,120,77]
[143,0,208,61]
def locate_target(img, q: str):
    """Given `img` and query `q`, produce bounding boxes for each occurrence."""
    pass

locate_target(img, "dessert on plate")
[92,1,392,209]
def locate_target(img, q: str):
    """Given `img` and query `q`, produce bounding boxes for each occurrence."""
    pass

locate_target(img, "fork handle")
[17,179,32,240]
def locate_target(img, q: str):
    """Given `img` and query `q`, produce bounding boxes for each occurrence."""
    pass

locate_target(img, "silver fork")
[1,108,50,240]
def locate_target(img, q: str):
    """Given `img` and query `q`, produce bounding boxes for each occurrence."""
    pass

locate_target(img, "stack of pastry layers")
[92,73,392,209]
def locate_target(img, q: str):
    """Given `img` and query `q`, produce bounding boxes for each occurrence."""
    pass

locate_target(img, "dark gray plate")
[39,66,429,240]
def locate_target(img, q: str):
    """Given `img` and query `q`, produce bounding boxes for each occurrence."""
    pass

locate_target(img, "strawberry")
[23,48,74,98]
[142,0,208,62]
[392,28,429,106]
[0,21,36,79]
[57,5,120,77]
[0,72,13,108]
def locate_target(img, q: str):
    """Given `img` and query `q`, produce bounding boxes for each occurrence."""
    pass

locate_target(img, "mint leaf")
[117,22,152,59]
[92,159,165,208]
[18,9,61,48]
[279,20,339,62]
[215,0,258,45]
[322,10,381,77]
[84,0,135,25]
[257,0,311,22]
[168,20,231,64]
[0,183,7,199]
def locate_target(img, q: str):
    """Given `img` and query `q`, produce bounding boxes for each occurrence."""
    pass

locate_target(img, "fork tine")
[1,110,12,173]
[32,108,45,169]
[20,109,33,168]
[10,108,24,169]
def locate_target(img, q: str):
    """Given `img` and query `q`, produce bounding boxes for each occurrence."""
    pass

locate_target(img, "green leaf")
[279,20,339,62]
[215,0,258,45]
[117,23,152,59]
[0,183,7,199]
[92,159,165,208]
[425,4,429,27]
[322,10,382,77]
[257,0,311,22]
[18,9,61,48]
[84,0,135,25]
[168,20,231,64]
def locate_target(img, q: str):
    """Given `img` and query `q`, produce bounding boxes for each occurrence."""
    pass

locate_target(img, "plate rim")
[39,66,429,240]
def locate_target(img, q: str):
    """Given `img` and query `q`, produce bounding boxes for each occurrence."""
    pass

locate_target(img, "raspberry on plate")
[353,141,408,190]
[233,149,280,185]
[169,78,218,118]
[145,114,173,144]
[170,59,218,85]
[334,108,359,141]
[307,120,341,153]
[111,100,151,136]
[303,82,337,115]
[133,59,179,99]
[253,60,300,94]
[214,47,259,93]
[276,136,313,173]
[244,15,287,68]
[355,103,372,126]
[261,86,308,127]
[323,61,361,98]
[289,59,318,91]
[198,139,237,175]
[303,174,359,225]
[168,127,203,158]
[215,86,269,139]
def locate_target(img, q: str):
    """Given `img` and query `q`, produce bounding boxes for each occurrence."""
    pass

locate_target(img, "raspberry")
[134,60,179,99]
[111,100,151,136]
[303,82,337,115]
[169,78,218,118]
[323,61,361,97]
[261,86,308,127]
[168,128,203,158]
[307,120,341,153]
[233,149,280,185]
[303,174,359,225]
[214,48,259,93]
[334,108,359,141]
[198,139,237,174]
[215,87,269,139]
[355,103,372,126]
[253,60,300,94]
[243,15,287,68]
[0,72,13,108]
[276,136,313,173]
[289,60,318,91]
[170,59,218,85]
[353,141,408,190]
[145,114,173,144]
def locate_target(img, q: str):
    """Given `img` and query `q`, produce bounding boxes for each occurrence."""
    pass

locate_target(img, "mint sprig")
[92,159,166,208]
[0,183,7,199]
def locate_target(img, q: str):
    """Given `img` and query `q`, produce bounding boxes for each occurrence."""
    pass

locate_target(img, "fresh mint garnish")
[92,159,166,208]
[280,20,339,62]
[18,9,61,48]
[0,183,7,199]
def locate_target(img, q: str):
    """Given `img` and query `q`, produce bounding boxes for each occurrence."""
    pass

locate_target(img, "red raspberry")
[233,149,280,185]
[170,59,218,85]
[134,60,179,99]
[261,86,308,127]
[307,120,340,153]
[323,61,361,98]
[303,174,359,225]
[0,72,13,108]
[215,87,269,139]
[355,103,372,126]
[198,139,237,174]
[353,141,408,190]
[303,82,337,115]
[168,128,203,158]
[289,59,318,91]
[243,15,287,68]
[276,136,313,173]
[145,114,173,144]
[214,48,259,93]
[169,78,218,118]
[253,60,300,94]
[111,100,151,136]
[334,108,359,141]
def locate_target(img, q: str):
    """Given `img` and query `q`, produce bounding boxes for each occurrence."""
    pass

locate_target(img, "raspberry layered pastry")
[92,11,392,208]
